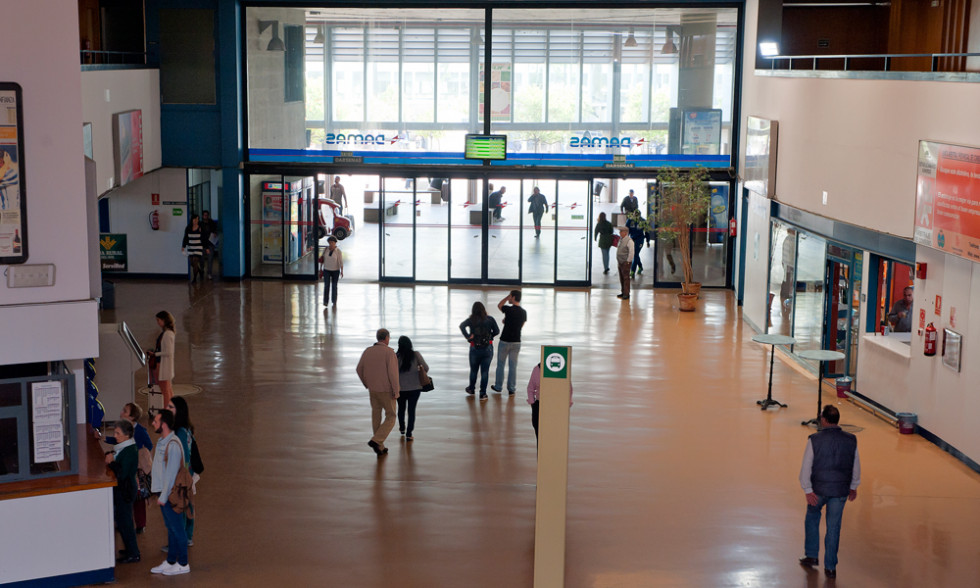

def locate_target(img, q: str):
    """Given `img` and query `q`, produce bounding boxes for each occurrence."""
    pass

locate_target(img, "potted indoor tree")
[651,165,711,311]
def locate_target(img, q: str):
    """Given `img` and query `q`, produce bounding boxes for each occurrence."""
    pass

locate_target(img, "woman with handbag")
[167,396,200,548]
[106,420,141,563]
[395,336,429,441]
[149,311,176,406]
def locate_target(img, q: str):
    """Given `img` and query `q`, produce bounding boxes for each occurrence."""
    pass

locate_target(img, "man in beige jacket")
[356,328,400,457]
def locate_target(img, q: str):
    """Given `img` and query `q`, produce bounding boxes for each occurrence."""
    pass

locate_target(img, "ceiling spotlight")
[624,28,638,48]
[258,20,285,52]
[759,41,780,57]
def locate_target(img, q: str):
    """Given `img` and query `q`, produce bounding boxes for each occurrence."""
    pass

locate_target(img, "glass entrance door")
[486,178,521,283]
[380,177,415,281]
[555,180,591,284]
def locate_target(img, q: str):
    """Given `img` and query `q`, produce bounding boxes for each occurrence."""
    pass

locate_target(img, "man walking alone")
[356,328,400,457]
[491,290,527,395]
[798,405,860,580]
[615,226,634,300]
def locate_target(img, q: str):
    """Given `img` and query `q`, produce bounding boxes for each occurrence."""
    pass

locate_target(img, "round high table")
[797,349,845,427]
[751,334,796,410]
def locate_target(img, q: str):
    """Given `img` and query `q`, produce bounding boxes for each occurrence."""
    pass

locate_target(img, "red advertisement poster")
[914,140,980,262]
[112,109,143,188]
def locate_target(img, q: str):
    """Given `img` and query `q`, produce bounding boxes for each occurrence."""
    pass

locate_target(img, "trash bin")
[835,376,852,399]
[101,280,115,310]
[896,412,917,435]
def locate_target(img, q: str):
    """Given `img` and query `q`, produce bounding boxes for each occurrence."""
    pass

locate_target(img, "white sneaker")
[163,563,190,576]
[151,560,178,574]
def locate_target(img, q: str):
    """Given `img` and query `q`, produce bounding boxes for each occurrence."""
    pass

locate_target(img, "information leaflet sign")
[0,82,27,264]
[914,140,980,263]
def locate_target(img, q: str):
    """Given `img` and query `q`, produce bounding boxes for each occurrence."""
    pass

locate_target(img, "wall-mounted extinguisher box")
[916,262,927,279]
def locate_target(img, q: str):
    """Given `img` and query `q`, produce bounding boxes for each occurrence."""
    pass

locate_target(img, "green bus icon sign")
[542,346,569,379]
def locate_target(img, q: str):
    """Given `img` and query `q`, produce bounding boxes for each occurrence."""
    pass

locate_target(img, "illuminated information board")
[464,134,507,160]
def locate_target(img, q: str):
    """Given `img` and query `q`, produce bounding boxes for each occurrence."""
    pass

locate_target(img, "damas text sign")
[542,346,570,379]
[914,141,980,262]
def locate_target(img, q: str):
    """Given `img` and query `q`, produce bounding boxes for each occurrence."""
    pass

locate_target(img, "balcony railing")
[766,52,980,73]
[80,50,147,68]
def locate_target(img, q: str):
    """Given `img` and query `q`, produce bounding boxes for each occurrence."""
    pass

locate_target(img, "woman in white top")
[150,310,176,406]
[319,236,344,307]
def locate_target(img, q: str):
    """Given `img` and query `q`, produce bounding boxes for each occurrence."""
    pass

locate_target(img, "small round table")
[797,349,845,427]
[751,334,796,410]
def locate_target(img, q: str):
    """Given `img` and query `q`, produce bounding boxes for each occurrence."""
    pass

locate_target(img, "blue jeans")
[468,345,494,395]
[630,240,644,273]
[494,341,521,393]
[323,270,340,305]
[161,503,189,565]
[397,390,422,435]
[600,247,610,271]
[804,495,847,570]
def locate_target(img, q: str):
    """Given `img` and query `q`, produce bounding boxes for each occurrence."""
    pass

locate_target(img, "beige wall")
[741,0,980,464]
[0,0,98,364]
[246,7,307,150]
[81,69,162,196]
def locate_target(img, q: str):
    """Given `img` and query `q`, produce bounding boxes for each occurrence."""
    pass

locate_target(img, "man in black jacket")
[798,405,861,579]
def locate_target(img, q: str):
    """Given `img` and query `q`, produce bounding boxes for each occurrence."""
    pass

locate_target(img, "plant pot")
[682,282,702,298]
[677,292,698,312]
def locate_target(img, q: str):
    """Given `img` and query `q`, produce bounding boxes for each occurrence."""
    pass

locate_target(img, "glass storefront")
[246,6,739,169]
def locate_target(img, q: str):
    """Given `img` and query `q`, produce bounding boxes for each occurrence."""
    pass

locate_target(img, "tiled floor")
[105,279,980,587]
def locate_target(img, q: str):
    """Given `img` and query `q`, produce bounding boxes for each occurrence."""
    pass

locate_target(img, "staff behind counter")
[886,286,913,333]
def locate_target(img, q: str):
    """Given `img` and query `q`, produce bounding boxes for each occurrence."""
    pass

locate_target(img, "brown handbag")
[163,439,195,517]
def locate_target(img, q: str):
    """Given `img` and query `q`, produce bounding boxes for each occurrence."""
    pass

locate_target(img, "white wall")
[80,69,162,196]
[741,0,980,465]
[0,488,114,584]
[741,4,980,240]
[106,167,189,275]
[0,0,98,362]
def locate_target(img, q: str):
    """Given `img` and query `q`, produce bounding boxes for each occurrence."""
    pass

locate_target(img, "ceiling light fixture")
[313,25,325,45]
[258,20,285,52]
[624,28,638,48]
[662,27,677,55]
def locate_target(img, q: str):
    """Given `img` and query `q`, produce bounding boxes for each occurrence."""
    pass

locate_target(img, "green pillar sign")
[542,346,570,379]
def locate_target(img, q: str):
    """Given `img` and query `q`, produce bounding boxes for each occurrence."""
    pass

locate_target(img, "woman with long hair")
[395,336,428,441]
[458,301,500,401]
[594,211,614,274]
[151,311,176,406]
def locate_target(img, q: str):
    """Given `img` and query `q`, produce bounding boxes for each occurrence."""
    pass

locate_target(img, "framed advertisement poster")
[681,108,722,155]
[112,109,143,188]
[942,328,962,372]
[913,140,980,263]
[0,82,27,264]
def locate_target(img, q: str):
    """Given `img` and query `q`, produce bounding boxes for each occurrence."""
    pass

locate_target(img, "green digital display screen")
[464,134,507,160]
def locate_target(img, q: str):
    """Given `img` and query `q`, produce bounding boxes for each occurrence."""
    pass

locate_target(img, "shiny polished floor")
[103,280,980,587]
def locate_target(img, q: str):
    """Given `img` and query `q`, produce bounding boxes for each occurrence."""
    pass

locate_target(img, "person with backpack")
[106,403,153,535]
[459,301,500,401]
[150,409,190,576]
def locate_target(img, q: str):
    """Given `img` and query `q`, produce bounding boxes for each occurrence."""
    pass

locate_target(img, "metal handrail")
[80,50,147,66]
[767,52,980,73]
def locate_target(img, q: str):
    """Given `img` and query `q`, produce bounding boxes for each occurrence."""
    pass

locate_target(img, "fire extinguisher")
[924,322,938,356]
[149,209,160,231]
[729,217,737,237]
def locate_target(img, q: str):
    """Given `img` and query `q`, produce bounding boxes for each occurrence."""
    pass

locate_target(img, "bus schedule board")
[464,134,507,160]
[914,140,980,263]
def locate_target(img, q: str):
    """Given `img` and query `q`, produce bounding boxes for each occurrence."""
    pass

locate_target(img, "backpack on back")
[471,321,492,348]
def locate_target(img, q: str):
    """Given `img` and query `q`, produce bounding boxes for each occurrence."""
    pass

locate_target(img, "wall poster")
[112,109,143,188]
[0,82,27,264]
[744,116,778,198]
[914,140,980,263]
[681,109,722,155]
[478,63,512,122]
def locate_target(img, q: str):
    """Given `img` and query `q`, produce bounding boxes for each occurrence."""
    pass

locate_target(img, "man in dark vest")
[798,405,861,579]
